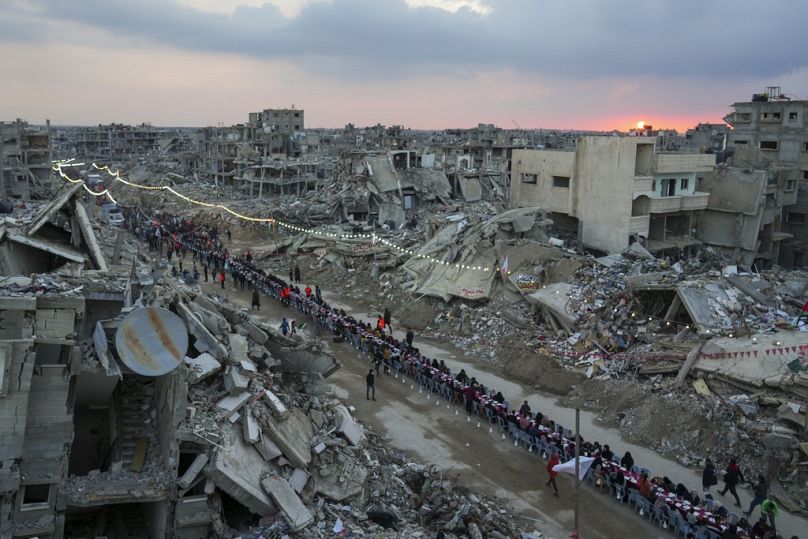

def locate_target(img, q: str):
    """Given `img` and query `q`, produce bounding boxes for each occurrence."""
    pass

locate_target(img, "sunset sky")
[1,0,807,132]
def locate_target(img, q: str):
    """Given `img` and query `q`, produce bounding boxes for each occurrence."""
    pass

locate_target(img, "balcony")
[646,192,710,213]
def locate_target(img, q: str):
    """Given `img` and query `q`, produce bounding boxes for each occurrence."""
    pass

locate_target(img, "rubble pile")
[133,279,537,537]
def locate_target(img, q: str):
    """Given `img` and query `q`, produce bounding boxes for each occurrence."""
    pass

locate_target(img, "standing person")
[203,263,208,282]
[383,308,392,333]
[718,458,745,507]
[251,288,261,310]
[305,285,312,299]
[294,264,301,283]
[546,451,560,496]
[226,228,231,241]
[289,266,294,284]
[406,328,414,349]
[702,458,718,495]
[291,320,297,336]
[760,498,778,532]
[280,318,290,336]
[745,475,769,517]
[376,315,385,332]
[315,285,322,303]
[366,369,376,400]
[219,270,226,289]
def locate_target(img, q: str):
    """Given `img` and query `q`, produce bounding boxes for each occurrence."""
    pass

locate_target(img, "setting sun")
[636,121,646,129]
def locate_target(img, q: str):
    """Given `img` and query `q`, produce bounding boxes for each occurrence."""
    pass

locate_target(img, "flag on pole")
[500,255,509,280]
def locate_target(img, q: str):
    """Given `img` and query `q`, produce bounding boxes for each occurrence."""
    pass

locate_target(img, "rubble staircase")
[118,375,155,470]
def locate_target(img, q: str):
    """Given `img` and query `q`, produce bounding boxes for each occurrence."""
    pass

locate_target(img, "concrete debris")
[184,352,221,383]
[260,474,314,531]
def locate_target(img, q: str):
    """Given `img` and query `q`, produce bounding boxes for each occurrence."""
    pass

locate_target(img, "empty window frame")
[760,140,779,150]
[786,180,797,191]
[680,178,689,191]
[733,139,748,145]
[521,173,537,184]
[552,176,570,188]
[787,212,806,225]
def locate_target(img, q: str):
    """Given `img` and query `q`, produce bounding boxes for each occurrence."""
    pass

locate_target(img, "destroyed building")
[510,136,715,255]
[724,87,808,267]
[1,119,54,199]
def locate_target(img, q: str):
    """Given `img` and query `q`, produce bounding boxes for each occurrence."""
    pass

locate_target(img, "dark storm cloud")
[4,0,807,79]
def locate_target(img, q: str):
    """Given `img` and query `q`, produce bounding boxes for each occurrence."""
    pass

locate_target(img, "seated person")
[456,369,469,384]
[593,462,607,489]
[534,411,543,425]
[638,473,652,499]
[675,482,689,500]
[620,451,635,470]
[652,496,669,525]
[660,476,675,492]
[601,444,614,461]
[519,400,531,416]
[493,391,505,404]
[750,516,769,538]
[722,524,741,539]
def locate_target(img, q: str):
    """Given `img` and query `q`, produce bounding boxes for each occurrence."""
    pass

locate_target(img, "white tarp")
[552,456,595,480]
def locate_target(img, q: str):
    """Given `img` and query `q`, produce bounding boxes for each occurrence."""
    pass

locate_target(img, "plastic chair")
[496,416,507,433]
[693,526,709,539]
[631,465,641,475]
[636,498,652,520]
[707,530,722,539]
[639,467,651,476]
[673,513,693,538]
[652,507,668,528]
[727,512,739,525]
[485,407,496,425]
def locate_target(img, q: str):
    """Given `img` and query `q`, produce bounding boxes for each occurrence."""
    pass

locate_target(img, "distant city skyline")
[2,0,806,132]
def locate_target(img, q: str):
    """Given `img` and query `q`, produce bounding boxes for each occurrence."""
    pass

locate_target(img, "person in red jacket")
[546,451,560,496]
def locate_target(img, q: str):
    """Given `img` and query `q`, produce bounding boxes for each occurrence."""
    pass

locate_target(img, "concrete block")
[216,392,251,413]
[243,409,261,444]
[243,321,268,345]
[228,334,249,366]
[334,405,365,446]
[260,474,314,531]
[178,453,209,490]
[224,368,249,396]
[254,435,283,462]
[289,468,309,494]
[262,390,289,419]
[184,353,221,384]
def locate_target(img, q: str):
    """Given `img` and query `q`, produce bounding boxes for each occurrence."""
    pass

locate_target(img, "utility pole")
[574,407,581,538]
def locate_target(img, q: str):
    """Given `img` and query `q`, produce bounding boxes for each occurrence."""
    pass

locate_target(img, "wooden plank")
[129,438,148,472]
[674,344,703,387]
[692,378,712,396]
[74,201,108,272]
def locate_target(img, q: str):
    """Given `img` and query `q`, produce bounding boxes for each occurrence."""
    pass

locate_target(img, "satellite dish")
[115,306,188,376]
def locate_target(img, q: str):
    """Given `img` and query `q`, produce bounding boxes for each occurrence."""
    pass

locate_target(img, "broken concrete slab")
[289,468,309,494]
[256,407,313,469]
[178,453,209,490]
[216,391,252,414]
[334,405,365,446]
[177,303,228,360]
[228,333,249,366]
[73,201,108,272]
[224,367,249,395]
[262,389,289,419]
[254,434,283,462]
[209,425,277,516]
[184,353,221,384]
[314,453,368,502]
[243,320,268,345]
[260,474,314,531]
[243,408,261,444]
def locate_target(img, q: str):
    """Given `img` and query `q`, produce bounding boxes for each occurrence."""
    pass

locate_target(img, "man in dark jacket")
[718,458,745,507]
[702,458,718,494]
[366,369,376,400]
[744,475,768,517]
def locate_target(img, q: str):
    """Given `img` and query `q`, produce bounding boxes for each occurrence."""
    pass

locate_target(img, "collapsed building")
[1,119,55,200]
[0,183,539,538]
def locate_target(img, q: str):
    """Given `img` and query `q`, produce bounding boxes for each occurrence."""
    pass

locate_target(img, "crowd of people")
[121,207,794,539]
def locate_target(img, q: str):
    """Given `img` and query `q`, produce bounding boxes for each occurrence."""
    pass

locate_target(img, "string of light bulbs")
[52,159,502,273]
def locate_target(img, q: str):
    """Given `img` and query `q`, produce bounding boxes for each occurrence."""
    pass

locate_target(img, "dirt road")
[200,276,668,538]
